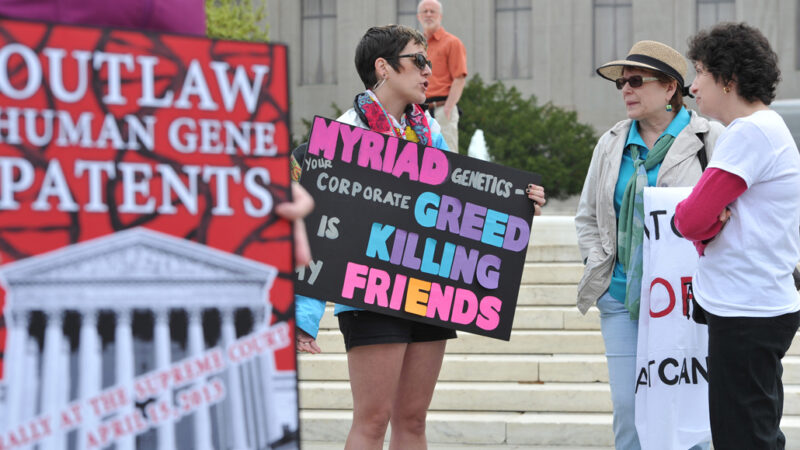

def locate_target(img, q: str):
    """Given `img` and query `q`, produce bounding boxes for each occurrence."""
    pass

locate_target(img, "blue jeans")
[597,292,709,450]
[597,291,641,450]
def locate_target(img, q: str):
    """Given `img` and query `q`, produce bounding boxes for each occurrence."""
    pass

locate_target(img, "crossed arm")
[674,168,747,255]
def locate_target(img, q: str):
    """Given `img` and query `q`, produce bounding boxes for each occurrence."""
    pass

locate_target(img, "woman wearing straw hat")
[675,23,800,449]
[575,40,724,449]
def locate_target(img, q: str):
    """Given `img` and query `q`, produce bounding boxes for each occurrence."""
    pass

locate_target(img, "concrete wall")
[264,0,800,141]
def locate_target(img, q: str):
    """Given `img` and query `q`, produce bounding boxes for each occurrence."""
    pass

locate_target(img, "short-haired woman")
[295,25,545,449]
[675,22,800,448]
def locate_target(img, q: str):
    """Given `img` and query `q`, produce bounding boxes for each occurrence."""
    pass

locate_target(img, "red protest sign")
[0,18,296,448]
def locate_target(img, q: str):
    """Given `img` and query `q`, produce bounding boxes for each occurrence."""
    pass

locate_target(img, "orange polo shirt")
[426,27,467,99]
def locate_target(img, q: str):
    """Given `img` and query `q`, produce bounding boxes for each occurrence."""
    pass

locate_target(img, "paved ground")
[301,443,612,449]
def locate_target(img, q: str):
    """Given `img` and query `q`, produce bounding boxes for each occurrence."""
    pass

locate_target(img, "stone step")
[511,306,600,330]
[299,381,613,413]
[530,216,578,246]
[313,329,607,355]
[302,443,613,450]
[785,356,800,384]
[521,262,584,285]
[300,410,800,448]
[518,216,583,282]
[317,305,600,331]
[299,354,609,383]
[300,379,800,415]
[299,410,610,447]
[509,414,800,447]
[517,284,578,306]
[314,327,800,357]
[526,244,582,262]
[301,352,800,384]
[302,353,800,384]
[303,444,612,450]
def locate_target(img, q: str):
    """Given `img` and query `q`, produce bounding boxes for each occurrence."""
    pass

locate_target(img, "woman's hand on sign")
[526,184,546,216]
[296,328,322,354]
[275,182,315,267]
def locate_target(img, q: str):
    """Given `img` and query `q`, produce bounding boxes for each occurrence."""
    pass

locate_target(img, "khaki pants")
[434,105,459,152]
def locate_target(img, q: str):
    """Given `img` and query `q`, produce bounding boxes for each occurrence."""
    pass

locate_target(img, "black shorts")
[337,310,457,351]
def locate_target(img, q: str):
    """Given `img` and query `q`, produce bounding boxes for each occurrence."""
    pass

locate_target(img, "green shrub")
[458,75,597,199]
[205,0,269,42]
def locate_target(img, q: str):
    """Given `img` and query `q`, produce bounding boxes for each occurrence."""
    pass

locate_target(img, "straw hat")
[596,40,690,96]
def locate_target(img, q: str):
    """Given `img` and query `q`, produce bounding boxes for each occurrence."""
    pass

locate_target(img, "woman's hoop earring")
[373,75,386,91]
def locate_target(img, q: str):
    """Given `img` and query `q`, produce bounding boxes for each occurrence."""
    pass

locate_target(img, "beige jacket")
[574,111,725,314]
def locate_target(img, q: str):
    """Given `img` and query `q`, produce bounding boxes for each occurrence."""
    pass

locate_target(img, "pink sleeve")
[674,168,747,254]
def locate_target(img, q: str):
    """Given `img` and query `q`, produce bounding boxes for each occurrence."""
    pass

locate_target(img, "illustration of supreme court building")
[0,227,298,449]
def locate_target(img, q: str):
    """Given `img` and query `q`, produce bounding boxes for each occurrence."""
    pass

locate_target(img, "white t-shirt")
[694,109,800,317]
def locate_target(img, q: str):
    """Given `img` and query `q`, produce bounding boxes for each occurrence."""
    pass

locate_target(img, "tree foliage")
[205,0,269,42]
[458,76,597,199]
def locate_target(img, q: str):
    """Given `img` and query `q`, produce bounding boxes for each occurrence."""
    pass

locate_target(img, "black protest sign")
[295,116,541,340]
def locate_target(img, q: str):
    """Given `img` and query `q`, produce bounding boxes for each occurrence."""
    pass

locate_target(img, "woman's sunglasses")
[391,53,433,70]
[615,75,659,90]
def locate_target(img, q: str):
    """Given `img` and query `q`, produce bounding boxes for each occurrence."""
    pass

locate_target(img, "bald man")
[418,0,467,152]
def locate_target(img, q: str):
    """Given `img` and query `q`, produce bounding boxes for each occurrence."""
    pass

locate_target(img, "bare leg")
[388,340,447,450]
[344,343,407,450]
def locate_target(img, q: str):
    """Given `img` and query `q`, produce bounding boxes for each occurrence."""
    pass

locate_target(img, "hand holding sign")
[526,183,547,215]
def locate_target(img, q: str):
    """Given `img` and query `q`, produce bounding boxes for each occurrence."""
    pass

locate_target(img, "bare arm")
[274,182,315,267]
[443,76,466,119]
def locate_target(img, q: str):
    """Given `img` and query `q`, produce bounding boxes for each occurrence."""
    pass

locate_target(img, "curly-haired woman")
[675,23,800,449]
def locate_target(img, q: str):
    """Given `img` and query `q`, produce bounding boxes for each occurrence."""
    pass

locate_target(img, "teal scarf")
[617,134,675,319]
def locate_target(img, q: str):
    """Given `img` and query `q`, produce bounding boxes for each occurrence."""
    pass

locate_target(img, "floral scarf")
[353,90,432,145]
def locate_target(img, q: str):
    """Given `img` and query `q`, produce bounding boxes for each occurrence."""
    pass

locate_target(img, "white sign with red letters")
[635,187,711,450]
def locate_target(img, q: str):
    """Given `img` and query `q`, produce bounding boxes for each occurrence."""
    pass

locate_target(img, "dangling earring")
[373,74,386,91]
[665,104,673,112]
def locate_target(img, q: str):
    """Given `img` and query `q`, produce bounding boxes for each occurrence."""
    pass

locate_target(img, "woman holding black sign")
[295,25,545,449]
[574,40,724,449]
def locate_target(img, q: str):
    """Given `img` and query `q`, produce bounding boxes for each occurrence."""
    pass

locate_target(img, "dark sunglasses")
[615,75,659,90]
[390,53,433,70]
